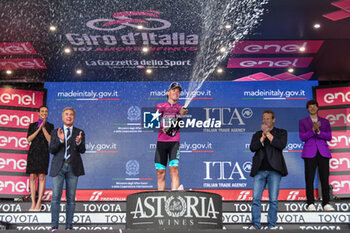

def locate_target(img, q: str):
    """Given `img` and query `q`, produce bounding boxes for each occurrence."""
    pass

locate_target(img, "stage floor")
[0,199,349,231]
[2,230,350,233]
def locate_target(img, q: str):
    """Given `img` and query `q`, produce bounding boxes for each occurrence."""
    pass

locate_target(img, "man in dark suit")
[49,107,85,232]
[249,110,288,229]
[299,99,334,211]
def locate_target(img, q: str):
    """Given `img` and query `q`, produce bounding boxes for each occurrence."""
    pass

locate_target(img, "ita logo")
[143,110,161,129]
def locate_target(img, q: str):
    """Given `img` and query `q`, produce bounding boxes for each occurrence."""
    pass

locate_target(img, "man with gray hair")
[49,107,86,231]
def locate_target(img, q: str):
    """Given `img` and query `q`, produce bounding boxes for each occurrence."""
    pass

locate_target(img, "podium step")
[0,200,349,230]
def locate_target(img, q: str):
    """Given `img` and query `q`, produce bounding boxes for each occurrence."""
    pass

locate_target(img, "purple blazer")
[299,116,332,159]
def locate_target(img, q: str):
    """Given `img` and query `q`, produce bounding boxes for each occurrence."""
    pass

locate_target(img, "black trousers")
[304,150,330,206]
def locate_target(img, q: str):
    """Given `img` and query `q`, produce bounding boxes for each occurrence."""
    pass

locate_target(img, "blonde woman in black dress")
[26,106,54,211]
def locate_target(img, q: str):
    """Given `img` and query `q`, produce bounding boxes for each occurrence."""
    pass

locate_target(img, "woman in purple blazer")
[299,100,334,211]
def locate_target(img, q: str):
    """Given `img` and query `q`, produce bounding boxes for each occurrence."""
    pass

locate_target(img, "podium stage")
[0,194,349,232]
[126,191,222,229]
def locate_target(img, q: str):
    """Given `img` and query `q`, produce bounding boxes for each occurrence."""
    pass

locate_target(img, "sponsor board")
[0,203,23,212]
[14,224,348,231]
[328,130,350,150]
[45,81,316,190]
[0,58,46,70]
[242,89,306,98]
[0,88,43,108]
[323,0,350,21]
[149,87,213,99]
[0,42,37,55]
[0,153,27,172]
[223,212,350,224]
[66,32,198,48]
[329,175,350,195]
[48,190,148,201]
[0,213,125,224]
[227,57,313,68]
[143,110,222,130]
[316,85,350,198]
[149,141,214,153]
[316,86,350,107]
[226,225,344,230]
[16,225,119,231]
[66,11,199,52]
[0,109,38,129]
[0,88,44,198]
[226,202,317,212]
[3,212,348,225]
[143,107,307,133]
[0,131,30,150]
[209,189,306,201]
[0,176,29,195]
[0,202,125,213]
[56,89,119,99]
[203,161,250,187]
[36,189,309,201]
[85,142,118,153]
[334,202,350,212]
[111,159,153,189]
[319,108,350,127]
[298,225,342,231]
[80,203,124,212]
[2,201,350,213]
[330,153,350,172]
[225,201,350,212]
[85,59,192,69]
[126,191,222,229]
[231,41,323,54]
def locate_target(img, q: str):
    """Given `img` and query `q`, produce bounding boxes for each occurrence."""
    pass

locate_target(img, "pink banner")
[0,42,36,55]
[0,131,29,150]
[227,57,313,68]
[330,153,350,172]
[0,153,27,173]
[328,130,350,150]
[0,58,46,70]
[0,109,38,129]
[318,108,350,127]
[0,88,43,108]
[0,175,29,195]
[231,40,324,54]
[330,175,350,195]
[316,86,350,107]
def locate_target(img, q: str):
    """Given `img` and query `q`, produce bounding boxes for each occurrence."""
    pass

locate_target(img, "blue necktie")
[65,128,72,160]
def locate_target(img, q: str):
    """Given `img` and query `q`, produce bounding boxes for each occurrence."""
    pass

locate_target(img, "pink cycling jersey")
[156,101,182,142]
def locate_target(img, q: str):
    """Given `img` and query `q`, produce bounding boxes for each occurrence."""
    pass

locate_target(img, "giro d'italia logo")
[86,10,171,31]
[165,196,187,217]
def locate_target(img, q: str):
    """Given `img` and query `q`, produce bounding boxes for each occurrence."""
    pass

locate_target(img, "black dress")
[26,121,54,174]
